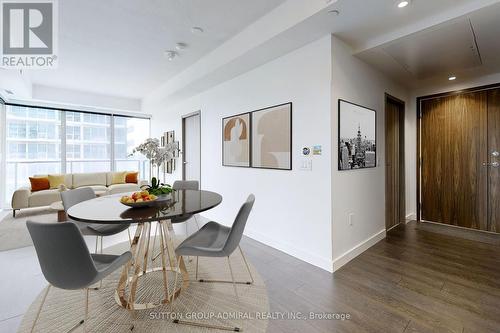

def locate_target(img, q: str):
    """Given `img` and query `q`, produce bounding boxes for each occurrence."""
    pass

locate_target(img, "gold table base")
[115,219,189,310]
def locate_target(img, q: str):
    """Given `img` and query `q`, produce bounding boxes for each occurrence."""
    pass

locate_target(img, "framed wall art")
[338,99,376,171]
[222,102,292,170]
[162,130,180,174]
[222,112,251,167]
[251,103,292,170]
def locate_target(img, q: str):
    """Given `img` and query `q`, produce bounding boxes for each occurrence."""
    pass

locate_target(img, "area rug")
[0,208,58,251]
[17,240,269,332]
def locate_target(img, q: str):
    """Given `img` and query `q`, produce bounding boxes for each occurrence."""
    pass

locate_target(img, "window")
[66,112,111,173]
[66,144,81,159]
[8,143,26,159]
[8,122,26,138]
[2,105,150,206]
[66,125,81,140]
[114,116,150,179]
[28,122,57,139]
[4,106,62,203]
[66,112,80,122]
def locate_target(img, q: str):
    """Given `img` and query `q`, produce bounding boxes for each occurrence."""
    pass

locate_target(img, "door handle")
[483,162,500,167]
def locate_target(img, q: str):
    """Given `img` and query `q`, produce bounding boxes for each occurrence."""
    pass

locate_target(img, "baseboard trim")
[244,228,334,273]
[405,213,416,223]
[332,229,386,272]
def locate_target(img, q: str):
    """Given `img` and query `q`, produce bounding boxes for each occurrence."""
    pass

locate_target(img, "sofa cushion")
[125,172,139,184]
[107,183,140,195]
[28,189,61,207]
[106,172,113,186]
[107,171,136,185]
[48,174,66,189]
[75,185,108,193]
[73,172,107,188]
[111,171,127,185]
[34,174,72,188]
[29,177,50,192]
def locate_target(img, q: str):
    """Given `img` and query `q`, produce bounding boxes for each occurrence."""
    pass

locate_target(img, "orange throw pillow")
[29,177,50,192]
[125,172,139,184]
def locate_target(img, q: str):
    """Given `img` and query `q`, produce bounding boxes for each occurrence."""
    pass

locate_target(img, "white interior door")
[183,112,201,184]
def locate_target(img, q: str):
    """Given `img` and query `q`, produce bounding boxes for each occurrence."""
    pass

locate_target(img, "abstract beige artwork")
[223,113,250,167]
[251,103,292,170]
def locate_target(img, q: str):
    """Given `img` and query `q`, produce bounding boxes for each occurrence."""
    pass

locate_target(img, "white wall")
[32,84,141,111]
[144,36,334,271]
[330,36,409,270]
[405,72,500,219]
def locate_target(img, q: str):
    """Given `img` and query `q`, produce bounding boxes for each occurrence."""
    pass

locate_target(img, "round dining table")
[67,189,223,310]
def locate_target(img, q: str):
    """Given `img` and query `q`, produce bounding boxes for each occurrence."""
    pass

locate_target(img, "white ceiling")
[331,0,481,51]
[20,0,500,102]
[348,0,500,87]
[146,0,500,104]
[27,0,285,99]
[381,18,481,79]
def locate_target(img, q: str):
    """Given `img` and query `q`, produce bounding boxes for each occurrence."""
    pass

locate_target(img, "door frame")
[385,93,406,230]
[181,110,201,184]
[0,97,5,207]
[416,82,500,222]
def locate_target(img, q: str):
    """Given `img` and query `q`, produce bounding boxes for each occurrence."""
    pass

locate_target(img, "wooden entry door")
[487,89,500,232]
[420,90,491,231]
[385,95,405,230]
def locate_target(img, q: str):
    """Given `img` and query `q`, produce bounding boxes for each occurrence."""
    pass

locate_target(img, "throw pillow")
[29,177,50,192]
[48,174,66,189]
[112,171,127,184]
[125,172,139,184]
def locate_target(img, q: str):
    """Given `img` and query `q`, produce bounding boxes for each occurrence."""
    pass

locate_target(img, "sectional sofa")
[11,172,147,217]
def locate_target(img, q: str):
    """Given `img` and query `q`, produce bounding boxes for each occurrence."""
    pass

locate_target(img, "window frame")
[1,101,151,207]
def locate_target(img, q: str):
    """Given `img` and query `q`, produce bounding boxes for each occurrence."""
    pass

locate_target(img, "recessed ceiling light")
[164,50,178,61]
[175,43,187,51]
[448,76,457,81]
[328,9,340,16]
[4,89,14,95]
[191,27,204,35]
[397,1,410,8]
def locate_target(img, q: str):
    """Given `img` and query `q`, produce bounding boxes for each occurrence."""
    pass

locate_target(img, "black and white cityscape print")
[338,100,376,170]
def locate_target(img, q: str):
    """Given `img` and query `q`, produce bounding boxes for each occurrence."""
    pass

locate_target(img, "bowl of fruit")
[120,191,158,208]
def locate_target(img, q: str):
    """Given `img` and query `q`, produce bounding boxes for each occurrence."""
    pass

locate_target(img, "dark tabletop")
[67,190,222,224]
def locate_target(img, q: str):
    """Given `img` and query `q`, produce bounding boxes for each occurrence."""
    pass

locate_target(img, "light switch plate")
[300,159,312,171]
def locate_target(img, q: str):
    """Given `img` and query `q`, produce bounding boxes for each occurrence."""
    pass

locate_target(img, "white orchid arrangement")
[130,138,179,179]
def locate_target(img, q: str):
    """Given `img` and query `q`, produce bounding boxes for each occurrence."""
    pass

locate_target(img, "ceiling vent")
[382,19,481,79]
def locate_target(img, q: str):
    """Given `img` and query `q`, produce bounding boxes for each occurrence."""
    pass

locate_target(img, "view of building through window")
[65,111,111,173]
[114,116,150,174]
[3,105,150,206]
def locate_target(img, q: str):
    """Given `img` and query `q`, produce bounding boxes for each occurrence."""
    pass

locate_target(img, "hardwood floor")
[241,221,500,333]
[2,220,499,332]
